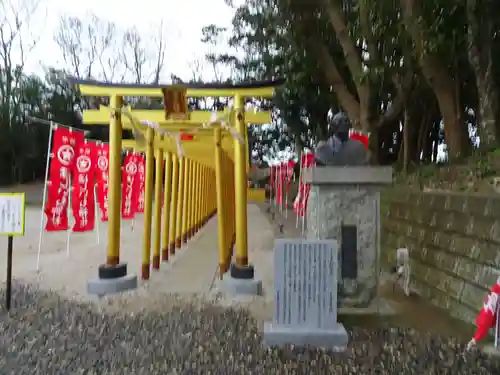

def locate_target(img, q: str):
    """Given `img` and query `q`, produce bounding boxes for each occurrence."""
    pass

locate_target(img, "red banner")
[472,278,500,344]
[350,132,369,149]
[72,141,96,232]
[136,154,146,213]
[121,153,140,219]
[293,153,316,217]
[44,126,84,231]
[95,143,110,221]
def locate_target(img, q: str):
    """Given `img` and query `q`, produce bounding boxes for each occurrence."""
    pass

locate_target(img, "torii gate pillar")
[221,94,262,296]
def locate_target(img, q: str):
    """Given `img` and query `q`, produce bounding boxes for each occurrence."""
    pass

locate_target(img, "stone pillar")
[302,166,392,308]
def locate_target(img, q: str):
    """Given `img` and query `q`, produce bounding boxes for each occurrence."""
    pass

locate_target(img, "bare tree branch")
[0,0,42,121]
[150,20,166,84]
[188,59,204,82]
[55,13,124,81]
[121,26,146,83]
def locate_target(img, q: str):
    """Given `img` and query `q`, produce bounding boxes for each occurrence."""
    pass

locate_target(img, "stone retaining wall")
[381,189,500,324]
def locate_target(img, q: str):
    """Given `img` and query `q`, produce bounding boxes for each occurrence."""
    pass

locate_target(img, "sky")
[13,0,240,81]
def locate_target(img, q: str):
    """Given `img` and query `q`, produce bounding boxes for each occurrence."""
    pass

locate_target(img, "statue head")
[329,112,351,142]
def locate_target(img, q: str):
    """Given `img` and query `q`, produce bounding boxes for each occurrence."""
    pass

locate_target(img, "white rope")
[106,105,245,159]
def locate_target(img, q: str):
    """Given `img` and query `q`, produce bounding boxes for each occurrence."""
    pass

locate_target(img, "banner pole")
[274,165,278,208]
[268,168,272,206]
[95,184,100,245]
[279,165,283,215]
[66,183,72,257]
[296,158,303,228]
[301,158,309,236]
[36,122,54,272]
[495,301,499,349]
[285,188,288,219]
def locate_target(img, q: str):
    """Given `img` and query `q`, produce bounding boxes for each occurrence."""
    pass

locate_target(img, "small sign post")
[0,193,26,310]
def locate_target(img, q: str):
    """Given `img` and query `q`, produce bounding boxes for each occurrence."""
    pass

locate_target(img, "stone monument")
[302,166,392,308]
[263,238,348,350]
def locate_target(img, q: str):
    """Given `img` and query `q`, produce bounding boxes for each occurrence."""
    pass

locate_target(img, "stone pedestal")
[302,166,392,308]
[87,263,138,297]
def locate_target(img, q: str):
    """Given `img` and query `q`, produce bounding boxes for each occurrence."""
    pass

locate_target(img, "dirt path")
[258,202,475,340]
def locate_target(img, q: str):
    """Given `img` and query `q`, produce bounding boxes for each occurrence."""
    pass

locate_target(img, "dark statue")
[314,113,368,166]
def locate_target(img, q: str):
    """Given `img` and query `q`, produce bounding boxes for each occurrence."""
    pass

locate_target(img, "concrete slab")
[213,205,275,303]
[263,322,348,351]
[302,166,392,185]
[220,276,263,296]
[87,274,138,296]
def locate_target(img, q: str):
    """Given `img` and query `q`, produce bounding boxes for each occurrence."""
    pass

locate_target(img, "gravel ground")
[0,282,498,375]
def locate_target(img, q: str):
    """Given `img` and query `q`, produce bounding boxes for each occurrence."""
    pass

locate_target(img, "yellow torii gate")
[119,116,243,279]
[122,134,236,276]
[72,78,281,294]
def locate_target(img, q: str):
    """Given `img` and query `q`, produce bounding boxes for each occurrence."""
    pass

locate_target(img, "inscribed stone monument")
[263,238,348,350]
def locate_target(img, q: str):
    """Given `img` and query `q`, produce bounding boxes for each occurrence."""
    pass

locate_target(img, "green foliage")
[198,0,500,165]
[0,67,83,184]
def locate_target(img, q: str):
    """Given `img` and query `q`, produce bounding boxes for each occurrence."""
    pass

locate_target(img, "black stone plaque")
[341,225,358,279]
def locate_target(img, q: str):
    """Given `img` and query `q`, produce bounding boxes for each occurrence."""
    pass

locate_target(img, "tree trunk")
[368,128,379,165]
[402,103,421,171]
[400,0,471,160]
[294,138,304,158]
[417,111,431,162]
[432,122,440,162]
[298,1,409,153]
[312,41,361,125]
[422,118,436,163]
[435,84,469,159]
[408,102,423,164]
[466,0,500,148]
[403,108,410,173]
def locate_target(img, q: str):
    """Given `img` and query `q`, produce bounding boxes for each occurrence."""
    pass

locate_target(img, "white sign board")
[0,193,26,236]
